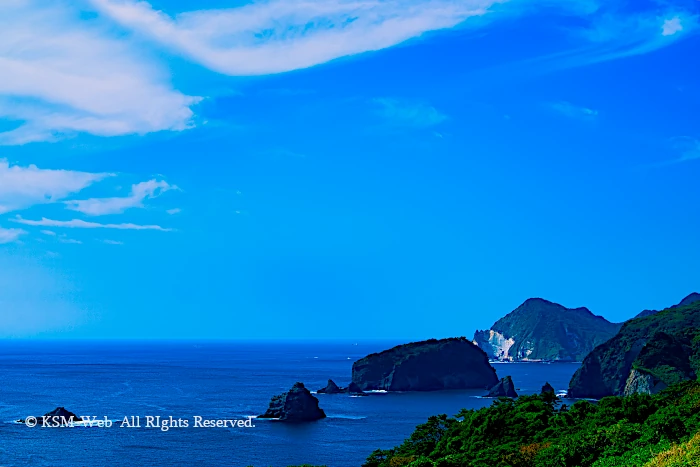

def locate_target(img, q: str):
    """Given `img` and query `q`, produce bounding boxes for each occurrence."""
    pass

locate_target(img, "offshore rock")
[316,379,366,395]
[352,337,498,392]
[316,379,344,394]
[259,382,326,422]
[541,382,556,395]
[18,407,82,425]
[486,376,518,398]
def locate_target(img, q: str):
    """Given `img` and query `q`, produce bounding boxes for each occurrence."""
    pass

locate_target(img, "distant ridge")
[473,298,620,362]
[633,293,700,319]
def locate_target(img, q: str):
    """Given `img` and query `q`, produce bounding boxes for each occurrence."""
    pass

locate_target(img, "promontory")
[473,298,621,362]
[351,337,498,391]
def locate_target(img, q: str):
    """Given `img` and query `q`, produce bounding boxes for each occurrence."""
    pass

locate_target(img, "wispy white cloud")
[59,237,83,244]
[647,137,700,167]
[166,208,181,215]
[667,137,700,165]
[541,10,699,69]
[102,239,124,245]
[0,226,26,244]
[64,179,177,216]
[12,216,172,231]
[374,98,447,127]
[91,0,501,76]
[549,101,598,120]
[0,0,199,145]
[0,159,111,214]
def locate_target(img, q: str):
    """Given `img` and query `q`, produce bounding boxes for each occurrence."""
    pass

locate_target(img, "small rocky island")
[18,407,82,425]
[352,337,498,391]
[486,376,518,397]
[317,379,365,395]
[541,382,555,395]
[259,382,326,422]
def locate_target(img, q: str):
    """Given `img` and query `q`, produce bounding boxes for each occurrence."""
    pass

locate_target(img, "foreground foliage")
[362,381,700,467]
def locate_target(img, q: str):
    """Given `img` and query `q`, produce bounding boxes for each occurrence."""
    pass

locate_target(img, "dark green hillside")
[569,299,700,398]
[473,298,620,362]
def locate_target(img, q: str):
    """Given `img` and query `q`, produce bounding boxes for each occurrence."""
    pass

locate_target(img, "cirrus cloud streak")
[12,216,173,231]
[90,0,503,76]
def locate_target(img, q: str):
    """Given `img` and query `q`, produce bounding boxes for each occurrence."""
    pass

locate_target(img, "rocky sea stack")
[486,376,518,398]
[540,382,555,395]
[352,337,498,392]
[259,382,326,422]
[473,298,621,362]
[18,407,82,425]
[317,379,344,394]
[569,294,700,398]
[316,379,366,395]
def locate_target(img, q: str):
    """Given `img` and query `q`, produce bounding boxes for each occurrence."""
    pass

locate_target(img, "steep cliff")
[473,298,620,361]
[569,298,700,398]
[351,337,498,391]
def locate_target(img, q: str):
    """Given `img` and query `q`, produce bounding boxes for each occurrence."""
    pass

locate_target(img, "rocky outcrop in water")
[259,382,326,421]
[486,376,518,398]
[352,337,498,392]
[316,379,366,395]
[540,382,555,396]
[18,407,82,425]
[317,379,344,394]
[473,298,621,362]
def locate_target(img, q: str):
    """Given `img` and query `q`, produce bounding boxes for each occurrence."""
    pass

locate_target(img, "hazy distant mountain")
[633,293,700,319]
[473,298,621,362]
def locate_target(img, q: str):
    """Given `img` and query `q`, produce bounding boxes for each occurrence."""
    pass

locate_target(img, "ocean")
[0,340,580,466]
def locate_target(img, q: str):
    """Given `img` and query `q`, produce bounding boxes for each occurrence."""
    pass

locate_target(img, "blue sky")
[0,0,698,339]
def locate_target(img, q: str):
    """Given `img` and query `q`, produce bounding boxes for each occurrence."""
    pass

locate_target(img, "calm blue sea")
[0,341,580,466]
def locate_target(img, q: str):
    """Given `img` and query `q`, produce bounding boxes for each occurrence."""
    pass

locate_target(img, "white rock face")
[473,330,516,361]
[624,368,667,396]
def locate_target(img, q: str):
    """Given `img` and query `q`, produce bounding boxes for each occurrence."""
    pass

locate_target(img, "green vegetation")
[569,301,700,398]
[361,381,700,467]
